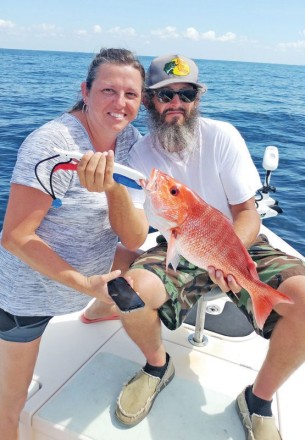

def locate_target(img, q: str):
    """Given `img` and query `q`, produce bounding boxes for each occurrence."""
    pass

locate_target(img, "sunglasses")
[150,88,199,103]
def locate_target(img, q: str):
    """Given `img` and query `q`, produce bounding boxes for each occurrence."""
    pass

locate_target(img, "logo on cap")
[163,57,190,77]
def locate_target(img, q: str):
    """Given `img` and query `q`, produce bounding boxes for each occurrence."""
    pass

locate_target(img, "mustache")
[162,107,186,116]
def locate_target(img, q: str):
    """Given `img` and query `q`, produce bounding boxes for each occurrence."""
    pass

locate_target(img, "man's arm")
[231,197,260,248]
[106,185,148,250]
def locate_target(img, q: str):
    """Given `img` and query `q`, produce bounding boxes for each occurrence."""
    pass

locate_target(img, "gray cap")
[145,54,206,90]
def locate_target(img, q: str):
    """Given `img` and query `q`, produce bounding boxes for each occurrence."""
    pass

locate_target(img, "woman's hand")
[84,269,122,303]
[207,266,241,294]
[84,272,136,305]
[77,150,117,193]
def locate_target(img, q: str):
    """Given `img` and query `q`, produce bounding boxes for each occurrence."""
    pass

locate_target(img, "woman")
[0,48,148,439]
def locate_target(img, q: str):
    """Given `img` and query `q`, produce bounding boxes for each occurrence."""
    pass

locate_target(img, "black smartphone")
[107,277,145,313]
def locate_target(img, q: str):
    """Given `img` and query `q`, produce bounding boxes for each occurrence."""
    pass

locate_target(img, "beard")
[147,103,199,159]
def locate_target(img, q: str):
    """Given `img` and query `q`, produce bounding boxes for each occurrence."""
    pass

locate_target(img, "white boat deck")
[20,226,305,440]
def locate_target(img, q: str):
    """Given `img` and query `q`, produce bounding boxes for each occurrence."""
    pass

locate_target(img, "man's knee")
[125,268,169,309]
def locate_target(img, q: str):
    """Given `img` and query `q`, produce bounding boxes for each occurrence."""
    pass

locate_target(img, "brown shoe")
[236,387,282,439]
[115,356,175,426]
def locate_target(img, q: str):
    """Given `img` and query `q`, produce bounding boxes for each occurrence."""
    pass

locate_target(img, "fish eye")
[170,186,179,196]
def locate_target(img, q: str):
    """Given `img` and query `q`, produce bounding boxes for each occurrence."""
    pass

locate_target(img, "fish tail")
[251,281,294,330]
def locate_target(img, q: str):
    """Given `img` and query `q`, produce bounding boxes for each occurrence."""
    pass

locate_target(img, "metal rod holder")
[188,296,209,346]
[188,287,225,347]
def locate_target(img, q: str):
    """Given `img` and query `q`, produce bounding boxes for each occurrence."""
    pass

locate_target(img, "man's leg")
[0,337,41,440]
[237,274,305,440]
[114,241,213,426]
[120,267,169,366]
[115,267,175,426]
[254,275,305,399]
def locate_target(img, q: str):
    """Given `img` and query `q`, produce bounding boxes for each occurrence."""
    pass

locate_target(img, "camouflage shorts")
[130,234,305,339]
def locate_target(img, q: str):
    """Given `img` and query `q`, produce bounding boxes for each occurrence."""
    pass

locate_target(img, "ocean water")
[0,48,304,255]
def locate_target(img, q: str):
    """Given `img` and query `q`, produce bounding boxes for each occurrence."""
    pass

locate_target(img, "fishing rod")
[34,147,146,208]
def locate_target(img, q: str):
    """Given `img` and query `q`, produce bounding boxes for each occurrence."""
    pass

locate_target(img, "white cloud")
[108,26,136,36]
[0,19,15,29]
[32,23,57,32]
[75,29,87,36]
[278,40,305,49]
[277,30,305,50]
[201,31,217,41]
[156,26,237,42]
[93,24,102,34]
[183,27,200,40]
[151,26,179,39]
[218,32,236,42]
[183,27,236,42]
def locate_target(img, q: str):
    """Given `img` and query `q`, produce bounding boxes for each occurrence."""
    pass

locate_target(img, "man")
[83,54,305,440]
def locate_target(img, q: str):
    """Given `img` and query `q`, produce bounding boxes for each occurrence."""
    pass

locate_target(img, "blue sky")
[1,0,305,65]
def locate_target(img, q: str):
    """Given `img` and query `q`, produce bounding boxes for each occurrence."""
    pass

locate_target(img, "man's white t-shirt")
[129,117,262,221]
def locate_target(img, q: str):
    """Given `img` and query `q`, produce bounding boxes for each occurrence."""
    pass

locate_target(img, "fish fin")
[246,253,260,280]
[166,230,181,271]
[251,281,294,329]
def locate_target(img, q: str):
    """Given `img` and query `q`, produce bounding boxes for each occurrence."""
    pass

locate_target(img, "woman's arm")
[1,184,120,301]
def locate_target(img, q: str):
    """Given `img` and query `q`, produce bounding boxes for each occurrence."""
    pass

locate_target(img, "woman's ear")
[81,81,88,102]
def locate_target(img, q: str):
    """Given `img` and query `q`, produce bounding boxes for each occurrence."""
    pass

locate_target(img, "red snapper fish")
[141,168,293,329]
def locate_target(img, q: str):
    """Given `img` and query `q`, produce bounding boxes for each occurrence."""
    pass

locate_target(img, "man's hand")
[207,266,241,294]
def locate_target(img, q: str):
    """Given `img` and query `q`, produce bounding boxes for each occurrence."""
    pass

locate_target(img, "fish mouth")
[139,169,160,192]
[144,168,160,192]
[139,178,148,189]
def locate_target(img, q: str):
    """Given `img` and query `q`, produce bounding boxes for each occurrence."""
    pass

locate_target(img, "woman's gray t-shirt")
[0,113,142,316]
